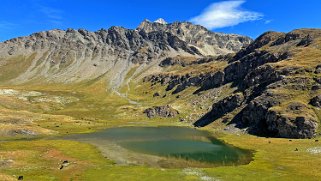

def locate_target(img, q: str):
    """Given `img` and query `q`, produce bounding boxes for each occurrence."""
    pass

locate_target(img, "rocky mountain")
[137,19,251,55]
[150,28,321,138]
[0,19,251,88]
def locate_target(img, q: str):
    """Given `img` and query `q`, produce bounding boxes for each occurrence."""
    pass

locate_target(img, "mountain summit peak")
[154,18,167,25]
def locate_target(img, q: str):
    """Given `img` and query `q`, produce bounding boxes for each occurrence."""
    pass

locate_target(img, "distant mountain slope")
[0,20,251,87]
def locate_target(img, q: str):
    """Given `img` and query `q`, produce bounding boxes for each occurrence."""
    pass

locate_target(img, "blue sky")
[1,0,321,42]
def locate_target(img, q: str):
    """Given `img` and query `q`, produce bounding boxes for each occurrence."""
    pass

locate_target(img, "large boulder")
[143,105,179,118]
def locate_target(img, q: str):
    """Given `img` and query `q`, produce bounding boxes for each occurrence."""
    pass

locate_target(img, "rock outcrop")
[143,105,179,118]
[194,93,244,127]
[241,94,318,139]
[147,28,321,138]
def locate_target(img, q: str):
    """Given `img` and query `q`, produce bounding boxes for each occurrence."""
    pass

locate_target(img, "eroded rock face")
[243,64,281,89]
[241,92,318,138]
[143,105,179,118]
[239,92,281,131]
[194,93,244,127]
[266,111,318,138]
[137,20,252,55]
[144,71,225,94]
[224,51,290,83]
[159,54,231,67]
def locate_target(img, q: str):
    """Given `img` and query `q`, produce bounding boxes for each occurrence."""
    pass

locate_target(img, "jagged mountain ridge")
[0,20,251,87]
[137,20,251,55]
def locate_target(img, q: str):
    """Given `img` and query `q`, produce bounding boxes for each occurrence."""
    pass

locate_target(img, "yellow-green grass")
[161,60,228,76]
[0,53,36,82]
[0,131,320,181]
[203,133,321,181]
[0,76,193,140]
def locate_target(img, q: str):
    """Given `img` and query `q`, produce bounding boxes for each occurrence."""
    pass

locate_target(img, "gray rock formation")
[137,20,252,55]
[194,93,244,127]
[241,94,318,138]
[143,105,179,118]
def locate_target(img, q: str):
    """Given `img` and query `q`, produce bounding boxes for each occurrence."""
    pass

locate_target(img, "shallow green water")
[66,127,252,166]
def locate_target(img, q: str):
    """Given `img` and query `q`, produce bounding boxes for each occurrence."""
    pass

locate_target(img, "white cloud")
[190,0,263,29]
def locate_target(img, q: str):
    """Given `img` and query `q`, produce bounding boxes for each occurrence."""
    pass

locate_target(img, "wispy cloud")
[264,19,272,24]
[40,6,63,19]
[35,3,64,25]
[0,21,17,29]
[190,0,263,29]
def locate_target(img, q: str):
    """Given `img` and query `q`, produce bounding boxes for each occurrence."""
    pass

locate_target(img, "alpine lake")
[65,126,253,168]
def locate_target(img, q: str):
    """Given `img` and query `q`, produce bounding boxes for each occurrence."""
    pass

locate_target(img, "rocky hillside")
[0,19,251,88]
[149,28,321,138]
